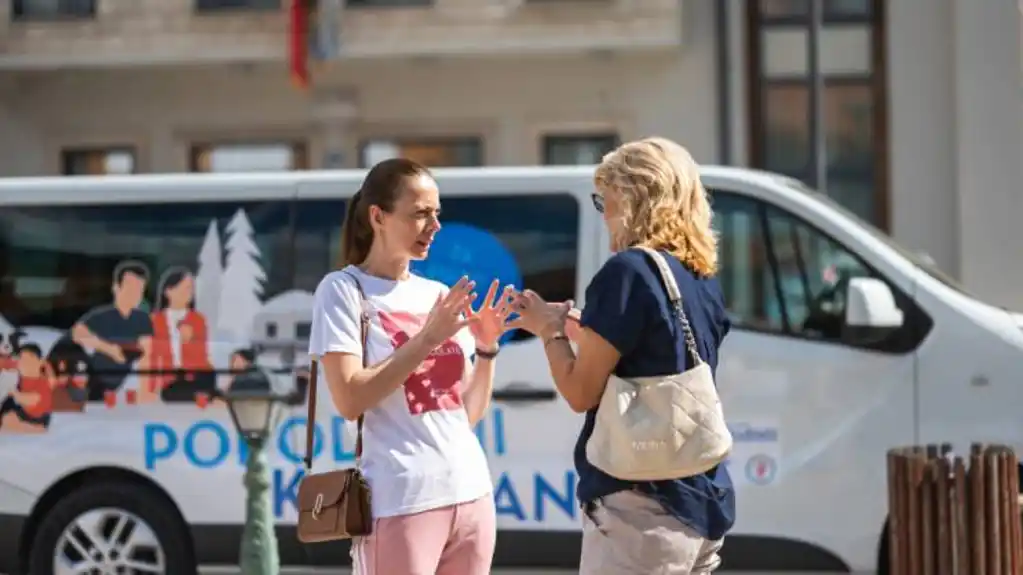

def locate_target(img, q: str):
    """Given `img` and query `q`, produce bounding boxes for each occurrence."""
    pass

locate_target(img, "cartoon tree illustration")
[195,219,223,329]
[217,209,267,340]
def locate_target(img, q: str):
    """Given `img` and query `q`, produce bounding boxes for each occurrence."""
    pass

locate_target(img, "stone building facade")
[1,0,1022,307]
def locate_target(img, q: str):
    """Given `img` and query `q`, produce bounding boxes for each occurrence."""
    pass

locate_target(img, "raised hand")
[506,289,575,339]
[464,279,516,351]
[420,276,478,349]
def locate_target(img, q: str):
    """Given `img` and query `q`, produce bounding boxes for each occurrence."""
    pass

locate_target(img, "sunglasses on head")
[590,193,605,214]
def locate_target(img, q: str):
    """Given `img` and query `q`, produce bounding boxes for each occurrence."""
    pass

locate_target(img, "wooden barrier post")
[886,444,1022,575]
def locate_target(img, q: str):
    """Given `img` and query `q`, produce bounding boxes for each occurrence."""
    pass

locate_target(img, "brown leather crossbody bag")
[296,274,373,543]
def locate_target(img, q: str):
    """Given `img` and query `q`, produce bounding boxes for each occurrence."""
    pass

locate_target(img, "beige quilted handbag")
[586,247,733,481]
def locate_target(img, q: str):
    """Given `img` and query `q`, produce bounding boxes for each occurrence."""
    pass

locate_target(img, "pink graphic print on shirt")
[377,310,465,415]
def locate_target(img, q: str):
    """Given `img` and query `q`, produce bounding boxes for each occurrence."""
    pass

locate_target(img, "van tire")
[876,525,890,575]
[27,482,196,575]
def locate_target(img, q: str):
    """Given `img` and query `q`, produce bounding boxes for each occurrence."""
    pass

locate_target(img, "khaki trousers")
[578,490,724,575]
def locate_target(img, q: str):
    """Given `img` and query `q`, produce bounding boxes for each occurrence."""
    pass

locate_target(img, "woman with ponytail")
[308,158,513,575]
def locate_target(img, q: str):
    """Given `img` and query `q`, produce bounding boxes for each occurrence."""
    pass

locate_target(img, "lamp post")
[225,368,287,575]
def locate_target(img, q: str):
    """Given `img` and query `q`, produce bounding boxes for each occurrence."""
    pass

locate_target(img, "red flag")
[289,0,310,89]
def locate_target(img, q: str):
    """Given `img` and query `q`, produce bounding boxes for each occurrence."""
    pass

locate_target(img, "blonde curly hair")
[594,137,718,277]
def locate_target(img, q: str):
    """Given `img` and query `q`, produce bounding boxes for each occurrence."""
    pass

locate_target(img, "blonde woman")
[509,137,735,574]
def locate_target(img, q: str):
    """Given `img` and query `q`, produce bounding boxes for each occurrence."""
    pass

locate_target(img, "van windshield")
[776,176,978,298]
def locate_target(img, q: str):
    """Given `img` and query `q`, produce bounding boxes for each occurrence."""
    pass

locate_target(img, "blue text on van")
[142,407,576,523]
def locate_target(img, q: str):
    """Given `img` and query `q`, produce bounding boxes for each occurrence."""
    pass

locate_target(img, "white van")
[0,166,1019,574]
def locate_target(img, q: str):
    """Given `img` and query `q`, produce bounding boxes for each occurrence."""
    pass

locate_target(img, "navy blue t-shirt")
[576,248,736,540]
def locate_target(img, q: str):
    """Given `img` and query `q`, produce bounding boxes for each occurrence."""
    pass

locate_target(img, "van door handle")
[493,383,557,402]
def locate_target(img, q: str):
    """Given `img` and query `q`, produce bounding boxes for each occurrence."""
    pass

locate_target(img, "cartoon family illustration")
[0,208,323,435]
[0,340,56,433]
[0,260,263,434]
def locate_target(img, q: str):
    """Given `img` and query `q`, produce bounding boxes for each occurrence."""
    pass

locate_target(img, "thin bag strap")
[302,272,371,472]
[633,246,703,366]
[348,273,370,465]
[303,361,318,471]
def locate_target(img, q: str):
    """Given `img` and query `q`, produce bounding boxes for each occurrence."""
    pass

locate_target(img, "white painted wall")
[887,0,1023,309]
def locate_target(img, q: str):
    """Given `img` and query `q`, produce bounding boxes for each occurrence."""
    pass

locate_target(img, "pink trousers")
[351,495,497,575]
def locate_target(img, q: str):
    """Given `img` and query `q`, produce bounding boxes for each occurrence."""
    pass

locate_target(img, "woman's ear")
[367,205,385,230]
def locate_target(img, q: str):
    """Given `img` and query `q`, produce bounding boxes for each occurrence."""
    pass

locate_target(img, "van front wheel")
[28,482,195,575]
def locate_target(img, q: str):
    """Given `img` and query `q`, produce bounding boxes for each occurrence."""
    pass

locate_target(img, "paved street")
[201,564,871,568]
[197,562,576,574]
[3,569,880,575]
[202,570,578,574]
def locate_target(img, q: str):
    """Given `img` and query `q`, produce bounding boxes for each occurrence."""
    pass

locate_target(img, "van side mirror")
[843,277,904,344]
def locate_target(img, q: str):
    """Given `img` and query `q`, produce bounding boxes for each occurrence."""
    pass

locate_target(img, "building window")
[542,134,619,165]
[190,142,309,173]
[346,0,432,7]
[12,0,95,20]
[746,0,887,228]
[194,0,280,11]
[359,138,483,168]
[61,148,136,176]
[758,0,870,21]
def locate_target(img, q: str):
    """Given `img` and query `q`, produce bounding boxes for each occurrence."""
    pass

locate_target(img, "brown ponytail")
[339,190,373,266]
[336,158,433,268]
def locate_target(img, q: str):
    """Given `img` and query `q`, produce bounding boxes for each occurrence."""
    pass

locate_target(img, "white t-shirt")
[308,266,493,518]
[165,308,188,367]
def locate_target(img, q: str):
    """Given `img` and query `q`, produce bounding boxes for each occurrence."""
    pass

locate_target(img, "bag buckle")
[312,493,324,520]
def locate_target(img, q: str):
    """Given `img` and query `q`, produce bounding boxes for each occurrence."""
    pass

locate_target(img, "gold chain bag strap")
[296,273,373,543]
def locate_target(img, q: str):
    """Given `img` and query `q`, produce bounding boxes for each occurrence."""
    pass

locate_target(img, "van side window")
[0,200,295,407]
[292,194,580,341]
[714,190,874,343]
[764,206,872,341]
[713,193,785,331]
[0,202,292,331]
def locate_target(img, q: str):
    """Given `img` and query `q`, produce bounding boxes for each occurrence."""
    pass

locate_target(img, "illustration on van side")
[0,208,309,434]
[0,202,534,436]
